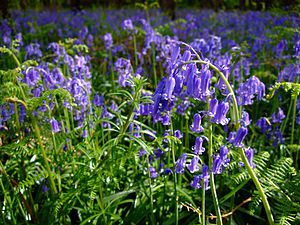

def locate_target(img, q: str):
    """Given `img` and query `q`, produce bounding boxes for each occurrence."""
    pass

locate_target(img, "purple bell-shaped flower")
[190,113,204,133]
[229,127,248,148]
[193,137,206,155]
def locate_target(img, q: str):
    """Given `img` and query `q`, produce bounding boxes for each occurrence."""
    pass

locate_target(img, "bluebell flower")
[201,164,210,190]
[32,86,43,97]
[186,64,197,96]
[175,153,187,174]
[103,33,113,49]
[42,185,49,193]
[211,101,230,125]
[162,113,171,126]
[138,149,147,158]
[208,98,218,117]
[164,168,173,175]
[129,123,141,138]
[19,104,26,123]
[294,40,300,59]
[190,113,204,133]
[187,156,200,173]
[256,117,272,133]
[25,43,42,60]
[199,66,212,100]
[93,94,104,107]
[122,19,134,32]
[191,175,201,189]
[176,99,190,115]
[154,148,164,159]
[171,45,180,63]
[50,118,60,133]
[163,76,176,100]
[23,68,41,88]
[1,104,10,121]
[212,146,230,174]
[236,76,265,105]
[272,108,285,123]
[277,64,298,82]
[149,167,158,179]
[114,58,132,87]
[274,39,287,57]
[173,74,184,95]
[229,127,248,148]
[272,128,284,146]
[82,129,88,138]
[193,137,205,155]
[240,147,256,168]
[240,111,251,127]
[174,130,183,139]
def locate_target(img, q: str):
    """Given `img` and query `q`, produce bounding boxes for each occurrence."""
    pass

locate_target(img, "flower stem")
[109,48,115,92]
[151,42,157,86]
[291,95,297,145]
[147,161,155,225]
[202,179,206,224]
[133,34,138,68]
[170,121,179,225]
[33,120,58,194]
[208,124,223,225]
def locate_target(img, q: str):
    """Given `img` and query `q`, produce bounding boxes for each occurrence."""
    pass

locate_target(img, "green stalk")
[208,124,223,225]
[151,42,157,86]
[228,194,235,225]
[147,161,155,225]
[0,163,17,224]
[170,121,178,225]
[32,120,58,194]
[280,96,294,136]
[202,179,206,225]
[109,48,115,92]
[133,34,138,68]
[290,95,297,145]
[4,48,59,195]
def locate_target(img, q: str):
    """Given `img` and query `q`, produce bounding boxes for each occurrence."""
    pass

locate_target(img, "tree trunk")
[0,0,9,18]
[159,0,176,20]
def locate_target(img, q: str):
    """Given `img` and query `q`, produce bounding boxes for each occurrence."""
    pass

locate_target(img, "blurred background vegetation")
[1,0,300,18]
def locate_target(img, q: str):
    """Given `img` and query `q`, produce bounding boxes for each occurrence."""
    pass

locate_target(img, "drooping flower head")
[191,175,201,189]
[50,118,60,133]
[187,156,200,173]
[236,76,265,106]
[212,146,230,174]
[256,117,272,133]
[229,127,248,148]
[240,111,251,127]
[174,129,183,139]
[208,98,218,117]
[175,153,187,174]
[103,33,113,49]
[272,108,285,123]
[201,164,210,190]
[211,101,230,125]
[122,19,134,32]
[193,137,205,155]
[190,113,204,133]
[149,167,158,179]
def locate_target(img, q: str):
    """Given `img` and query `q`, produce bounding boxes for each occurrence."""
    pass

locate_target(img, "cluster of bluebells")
[2,39,93,137]
[236,76,265,106]
[256,107,286,146]
[1,8,299,201]
[114,58,133,87]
